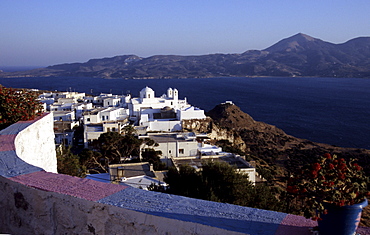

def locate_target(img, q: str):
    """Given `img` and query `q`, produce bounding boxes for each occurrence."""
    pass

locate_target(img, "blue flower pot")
[318,199,368,235]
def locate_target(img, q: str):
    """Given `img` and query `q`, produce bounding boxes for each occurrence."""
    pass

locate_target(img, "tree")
[89,125,162,172]
[0,86,43,130]
[164,165,203,198]
[152,160,286,212]
[56,146,86,177]
[94,131,126,164]
[78,148,105,173]
[93,129,159,169]
[141,148,165,170]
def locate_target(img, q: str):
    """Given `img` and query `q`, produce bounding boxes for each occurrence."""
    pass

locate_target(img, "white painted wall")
[147,120,182,132]
[15,113,57,173]
[178,107,206,120]
[154,140,199,158]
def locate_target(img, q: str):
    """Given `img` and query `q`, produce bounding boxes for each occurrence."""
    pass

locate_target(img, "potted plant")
[287,153,369,235]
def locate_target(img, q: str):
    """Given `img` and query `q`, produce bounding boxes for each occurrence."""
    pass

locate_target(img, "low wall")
[1,114,369,234]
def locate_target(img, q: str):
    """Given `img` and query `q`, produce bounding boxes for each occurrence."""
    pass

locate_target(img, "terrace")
[1,113,369,234]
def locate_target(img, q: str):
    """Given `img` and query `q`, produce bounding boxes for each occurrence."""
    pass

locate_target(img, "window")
[112,127,116,132]
[102,116,105,121]
[107,128,110,132]
[179,149,184,154]
[87,118,90,122]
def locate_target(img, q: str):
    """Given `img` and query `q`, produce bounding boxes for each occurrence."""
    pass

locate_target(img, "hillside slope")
[2,33,370,78]
[184,103,370,178]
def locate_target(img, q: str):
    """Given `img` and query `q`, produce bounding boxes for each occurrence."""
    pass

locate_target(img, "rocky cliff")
[183,103,370,181]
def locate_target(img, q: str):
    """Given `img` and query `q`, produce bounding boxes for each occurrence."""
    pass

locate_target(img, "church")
[126,87,206,132]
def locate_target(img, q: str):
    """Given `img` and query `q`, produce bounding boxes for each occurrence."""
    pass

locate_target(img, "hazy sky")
[1,1,369,67]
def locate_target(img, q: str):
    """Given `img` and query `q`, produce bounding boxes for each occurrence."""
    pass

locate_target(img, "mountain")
[2,33,370,79]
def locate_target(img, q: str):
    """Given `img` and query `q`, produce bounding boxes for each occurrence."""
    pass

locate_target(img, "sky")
[1,1,370,67]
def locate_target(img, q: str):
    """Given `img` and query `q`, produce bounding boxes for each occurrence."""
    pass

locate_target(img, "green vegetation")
[141,148,165,171]
[57,125,163,174]
[56,146,86,177]
[150,161,286,212]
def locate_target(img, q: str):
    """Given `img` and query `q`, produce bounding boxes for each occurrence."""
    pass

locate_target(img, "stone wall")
[0,176,244,235]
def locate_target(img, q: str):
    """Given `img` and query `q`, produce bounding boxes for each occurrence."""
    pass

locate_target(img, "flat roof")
[174,155,253,169]
[109,163,155,178]
[146,133,197,143]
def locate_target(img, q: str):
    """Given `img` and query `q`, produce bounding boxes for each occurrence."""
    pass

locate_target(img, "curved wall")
[15,113,57,173]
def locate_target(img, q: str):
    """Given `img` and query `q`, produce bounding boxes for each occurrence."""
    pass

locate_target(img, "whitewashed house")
[52,91,85,100]
[83,107,130,147]
[84,121,129,148]
[49,98,76,112]
[72,102,94,120]
[103,96,122,107]
[83,107,129,124]
[142,133,201,159]
[53,111,75,122]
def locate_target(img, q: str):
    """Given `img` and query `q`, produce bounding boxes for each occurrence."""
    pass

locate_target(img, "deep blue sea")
[1,76,369,149]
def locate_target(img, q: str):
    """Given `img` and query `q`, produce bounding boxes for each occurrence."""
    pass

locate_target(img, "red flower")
[338,200,345,207]
[313,163,321,171]
[353,163,362,171]
[338,163,347,171]
[328,163,334,170]
[310,170,318,179]
[287,186,299,194]
[324,153,332,159]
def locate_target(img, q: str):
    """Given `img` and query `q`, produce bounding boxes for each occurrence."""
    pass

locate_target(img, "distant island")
[1,33,370,79]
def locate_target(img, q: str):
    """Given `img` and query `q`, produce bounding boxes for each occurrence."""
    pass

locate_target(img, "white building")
[83,107,129,124]
[49,98,76,112]
[53,111,75,122]
[142,133,201,160]
[52,91,85,101]
[83,121,129,148]
[103,96,122,107]
[127,87,206,132]
[72,102,94,120]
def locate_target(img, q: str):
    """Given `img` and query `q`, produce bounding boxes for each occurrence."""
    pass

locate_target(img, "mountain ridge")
[1,33,370,79]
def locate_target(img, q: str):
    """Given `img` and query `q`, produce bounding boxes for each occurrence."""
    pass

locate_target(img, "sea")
[0,76,369,150]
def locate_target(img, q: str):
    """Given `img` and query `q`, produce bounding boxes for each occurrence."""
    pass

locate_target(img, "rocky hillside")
[2,33,370,78]
[183,103,370,180]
